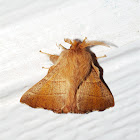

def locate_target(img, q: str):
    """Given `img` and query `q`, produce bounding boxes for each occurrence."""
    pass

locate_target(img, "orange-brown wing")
[76,65,114,113]
[20,64,69,113]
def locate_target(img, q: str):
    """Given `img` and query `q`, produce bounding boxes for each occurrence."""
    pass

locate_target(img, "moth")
[20,37,114,113]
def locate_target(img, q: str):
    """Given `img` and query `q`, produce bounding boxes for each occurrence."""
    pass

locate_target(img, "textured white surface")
[0,0,140,140]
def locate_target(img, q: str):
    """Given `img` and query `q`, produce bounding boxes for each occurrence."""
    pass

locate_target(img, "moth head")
[64,37,109,50]
[64,37,88,50]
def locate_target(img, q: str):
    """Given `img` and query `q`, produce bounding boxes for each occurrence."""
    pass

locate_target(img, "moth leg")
[83,37,87,42]
[39,50,59,64]
[39,50,52,56]
[42,67,49,69]
[64,38,73,45]
[56,43,67,50]
[97,55,107,59]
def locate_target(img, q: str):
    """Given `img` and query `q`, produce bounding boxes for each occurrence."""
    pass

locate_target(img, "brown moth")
[20,37,114,113]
